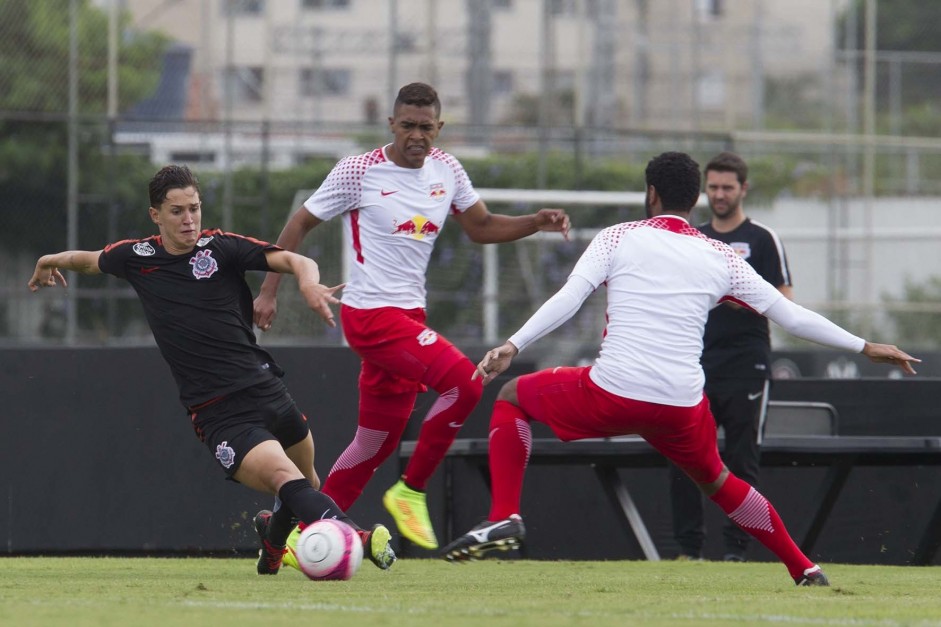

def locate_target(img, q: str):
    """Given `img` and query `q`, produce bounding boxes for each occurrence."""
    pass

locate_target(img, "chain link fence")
[4,0,941,356]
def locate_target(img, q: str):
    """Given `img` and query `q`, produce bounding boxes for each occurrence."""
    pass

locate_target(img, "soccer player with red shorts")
[253,82,569,555]
[442,152,918,586]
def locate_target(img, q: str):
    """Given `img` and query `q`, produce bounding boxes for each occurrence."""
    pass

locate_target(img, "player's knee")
[495,377,520,404]
[463,367,484,404]
[698,466,730,496]
[431,353,484,403]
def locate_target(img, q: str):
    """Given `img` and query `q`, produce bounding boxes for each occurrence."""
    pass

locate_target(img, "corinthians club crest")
[190,249,219,279]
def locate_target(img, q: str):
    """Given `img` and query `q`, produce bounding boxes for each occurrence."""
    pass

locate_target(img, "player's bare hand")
[535,208,570,241]
[299,283,345,328]
[862,342,920,375]
[28,264,67,292]
[472,342,520,384]
[253,292,279,331]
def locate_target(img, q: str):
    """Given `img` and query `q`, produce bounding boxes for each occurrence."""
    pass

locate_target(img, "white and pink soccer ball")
[294,519,363,581]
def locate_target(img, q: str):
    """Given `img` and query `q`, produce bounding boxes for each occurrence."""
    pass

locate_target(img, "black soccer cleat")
[795,565,830,586]
[254,509,287,575]
[442,515,525,563]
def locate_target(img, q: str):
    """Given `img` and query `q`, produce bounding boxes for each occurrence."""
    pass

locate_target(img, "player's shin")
[708,473,815,580]
[487,400,533,521]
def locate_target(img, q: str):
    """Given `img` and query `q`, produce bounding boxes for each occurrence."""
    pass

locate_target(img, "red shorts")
[340,304,462,395]
[516,366,724,484]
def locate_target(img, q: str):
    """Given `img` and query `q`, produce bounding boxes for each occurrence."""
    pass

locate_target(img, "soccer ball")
[294,519,363,581]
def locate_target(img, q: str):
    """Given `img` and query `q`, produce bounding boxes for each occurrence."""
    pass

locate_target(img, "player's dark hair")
[149,164,199,207]
[645,152,701,212]
[704,151,748,185]
[394,82,441,117]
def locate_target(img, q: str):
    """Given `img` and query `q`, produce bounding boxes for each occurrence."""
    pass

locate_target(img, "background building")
[5,0,941,357]
[115,0,848,131]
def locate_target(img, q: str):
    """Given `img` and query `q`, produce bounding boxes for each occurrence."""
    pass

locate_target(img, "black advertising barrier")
[2,346,940,565]
[0,345,512,555]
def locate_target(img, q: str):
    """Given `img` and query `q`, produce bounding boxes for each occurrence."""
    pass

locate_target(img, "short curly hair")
[644,152,701,212]
[394,82,441,117]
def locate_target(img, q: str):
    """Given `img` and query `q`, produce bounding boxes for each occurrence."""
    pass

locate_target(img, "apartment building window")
[493,70,514,96]
[300,68,351,97]
[224,0,265,16]
[696,70,725,109]
[301,0,350,9]
[226,67,265,103]
[169,151,216,165]
[549,0,576,16]
[695,0,723,19]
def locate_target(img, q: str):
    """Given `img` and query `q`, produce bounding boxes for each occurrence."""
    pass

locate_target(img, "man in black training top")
[669,151,793,562]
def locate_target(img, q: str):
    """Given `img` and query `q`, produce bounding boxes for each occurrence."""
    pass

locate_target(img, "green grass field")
[1,557,939,627]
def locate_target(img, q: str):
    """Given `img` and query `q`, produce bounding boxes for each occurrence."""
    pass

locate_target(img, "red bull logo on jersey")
[190,249,219,279]
[429,182,446,200]
[391,216,441,240]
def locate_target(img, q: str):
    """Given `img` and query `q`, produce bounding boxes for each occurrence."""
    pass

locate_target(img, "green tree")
[884,277,941,349]
[839,0,941,115]
[0,0,168,254]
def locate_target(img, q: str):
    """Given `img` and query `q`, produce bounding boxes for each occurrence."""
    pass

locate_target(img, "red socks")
[487,400,533,521]
[709,473,814,579]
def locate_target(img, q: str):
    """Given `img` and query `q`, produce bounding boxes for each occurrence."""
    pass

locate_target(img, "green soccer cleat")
[383,479,439,550]
[282,523,301,571]
[358,523,397,570]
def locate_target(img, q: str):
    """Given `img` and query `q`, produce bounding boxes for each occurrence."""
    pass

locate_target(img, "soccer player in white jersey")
[253,82,569,558]
[442,151,918,587]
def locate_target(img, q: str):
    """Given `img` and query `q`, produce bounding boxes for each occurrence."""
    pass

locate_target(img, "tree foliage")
[884,277,941,349]
[0,0,168,254]
[838,0,941,117]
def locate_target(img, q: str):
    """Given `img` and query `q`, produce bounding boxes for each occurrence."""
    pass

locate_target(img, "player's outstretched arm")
[454,201,570,244]
[473,341,520,385]
[763,297,920,375]
[28,250,103,292]
[263,249,342,328]
[254,209,324,329]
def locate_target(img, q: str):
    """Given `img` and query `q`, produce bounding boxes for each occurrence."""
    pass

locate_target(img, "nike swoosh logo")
[380,189,398,196]
[140,267,159,274]
[449,421,462,429]
[748,391,763,401]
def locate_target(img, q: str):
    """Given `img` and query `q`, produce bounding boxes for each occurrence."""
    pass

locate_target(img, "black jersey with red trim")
[698,218,792,381]
[97,229,283,408]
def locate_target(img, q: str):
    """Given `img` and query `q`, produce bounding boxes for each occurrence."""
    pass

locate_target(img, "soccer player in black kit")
[27,164,395,575]
[669,152,793,562]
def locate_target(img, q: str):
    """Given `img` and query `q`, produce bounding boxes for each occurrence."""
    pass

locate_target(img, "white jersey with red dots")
[303,145,480,309]
[519,215,785,407]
